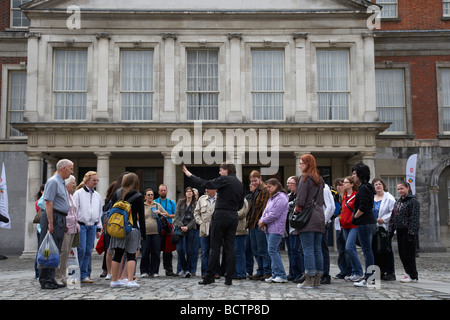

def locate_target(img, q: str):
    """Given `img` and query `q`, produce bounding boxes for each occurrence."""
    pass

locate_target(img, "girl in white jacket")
[372,178,396,281]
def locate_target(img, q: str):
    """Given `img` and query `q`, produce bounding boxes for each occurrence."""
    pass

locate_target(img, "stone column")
[22,152,43,259]
[95,152,111,199]
[23,32,40,122]
[162,152,176,201]
[362,33,378,122]
[227,33,243,121]
[95,33,111,122]
[161,33,177,121]
[361,151,377,181]
[293,33,308,122]
[294,151,310,177]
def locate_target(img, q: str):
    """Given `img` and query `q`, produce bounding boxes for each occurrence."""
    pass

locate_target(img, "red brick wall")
[0,0,11,31]
[374,0,450,30]
[375,55,450,139]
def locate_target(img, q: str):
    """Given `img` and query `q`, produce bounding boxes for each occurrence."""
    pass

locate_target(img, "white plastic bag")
[37,232,60,268]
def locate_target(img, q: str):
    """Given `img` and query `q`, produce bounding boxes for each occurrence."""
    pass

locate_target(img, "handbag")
[372,226,391,254]
[95,233,105,255]
[289,179,321,230]
[33,209,43,224]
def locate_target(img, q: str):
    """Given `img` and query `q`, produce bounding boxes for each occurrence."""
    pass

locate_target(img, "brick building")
[0,0,448,254]
[373,0,450,250]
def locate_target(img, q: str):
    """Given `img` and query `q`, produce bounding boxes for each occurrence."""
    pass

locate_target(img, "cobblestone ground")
[0,250,449,303]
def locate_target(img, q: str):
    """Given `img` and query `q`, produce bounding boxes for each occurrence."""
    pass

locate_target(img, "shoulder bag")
[289,179,321,230]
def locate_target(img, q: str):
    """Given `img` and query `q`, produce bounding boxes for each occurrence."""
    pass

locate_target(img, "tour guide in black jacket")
[182,162,244,285]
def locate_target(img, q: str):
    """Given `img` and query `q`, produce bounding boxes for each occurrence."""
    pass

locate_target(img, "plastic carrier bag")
[37,232,60,268]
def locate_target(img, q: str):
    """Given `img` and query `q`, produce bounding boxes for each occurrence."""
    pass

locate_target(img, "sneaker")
[264,276,274,283]
[400,276,418,283]
[153,273,159,278]
[126,280,140,288]
[81,277,94,283]
[346,274,364,282]
[354,279,375,288]
[140,273,149,278]
[184,272,191,278]
[110,280,126,288]
[177,271,185,277]
[272,276,287,283]
[105,274,112,280]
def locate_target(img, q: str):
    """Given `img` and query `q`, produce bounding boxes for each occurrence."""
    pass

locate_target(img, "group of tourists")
[34,155,420,290]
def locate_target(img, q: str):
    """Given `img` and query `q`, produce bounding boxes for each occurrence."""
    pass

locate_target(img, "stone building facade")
[0,0,448,254]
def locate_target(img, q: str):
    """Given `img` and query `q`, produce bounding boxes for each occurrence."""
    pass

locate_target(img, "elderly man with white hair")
[39,159,74,289]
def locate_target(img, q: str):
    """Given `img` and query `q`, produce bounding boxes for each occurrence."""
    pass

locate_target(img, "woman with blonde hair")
[295,154,325,288]
[109,173,146,288]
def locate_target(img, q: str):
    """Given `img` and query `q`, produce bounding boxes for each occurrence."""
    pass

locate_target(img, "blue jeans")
[249,227,271,275]
[288,233,304,277]
[356,223,376,279]
[199,236,220,276]
[342,228,363,276]
[299,231,323,276]
[245,234,254,275]
[266,233,287,279]
[176,229,198,273]
[336,229,351,276]
[235,235,247,278]
[77,224,97,279]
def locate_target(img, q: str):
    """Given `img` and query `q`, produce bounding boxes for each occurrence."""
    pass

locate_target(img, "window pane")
[53,50,87,120]
[376,69,406,132]
[120,50,154,121]
[317,50,349,120]
[187,49,219,120]
[442,69,450,131]
[252,50,284,120]
[9,71,27,137]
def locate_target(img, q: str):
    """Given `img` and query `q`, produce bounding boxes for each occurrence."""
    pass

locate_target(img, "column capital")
[94,151,112,158]
[227,33,243,40]
[161,33,178,40]
[292,32,308,40]
[96,32,111,40]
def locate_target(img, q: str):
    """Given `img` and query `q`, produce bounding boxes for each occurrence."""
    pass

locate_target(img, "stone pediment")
[22,0,377,12]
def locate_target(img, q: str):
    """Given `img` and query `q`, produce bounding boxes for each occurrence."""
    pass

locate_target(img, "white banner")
[406,154,417,195]
[0,162,11,229]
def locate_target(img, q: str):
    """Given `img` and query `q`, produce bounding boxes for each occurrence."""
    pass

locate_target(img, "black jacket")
[352,182,376,225]
[189,174,244,212]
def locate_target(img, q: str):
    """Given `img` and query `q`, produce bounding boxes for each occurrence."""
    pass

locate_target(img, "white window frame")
[444,0,450,17]
[437,63,450,134]
[381,176,406,200]
[376,62,412,135]
[10,0,31,28]
[52,48,88,121]
[186,49,219,121]
[251,49,285,121]
[120,49,155,121]
[375,68,406,134]
[1,64,27,139]
[316,49,351,121]
[377,0,398,19]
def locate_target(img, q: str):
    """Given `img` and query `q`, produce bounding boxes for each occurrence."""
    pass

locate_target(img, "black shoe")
[320,275,331,284]
[198,278,215,285]
[293,274,305,283]
[383,273,396,281]
[41,282,58,290]
[224,278,232,286]
[166,271,175,277]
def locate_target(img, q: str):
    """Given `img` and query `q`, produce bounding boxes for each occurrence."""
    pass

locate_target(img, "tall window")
[53,49,87,120]
[317,50,350,121]
[442,69,450,132]
[120,50,154,121]
[376,69,406,133]
[252,50,284,121]
[377,0,398,18]
[444,0,450,17]
[187,49,218,120]
[8,71,27,137]
[11,0,31,28]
